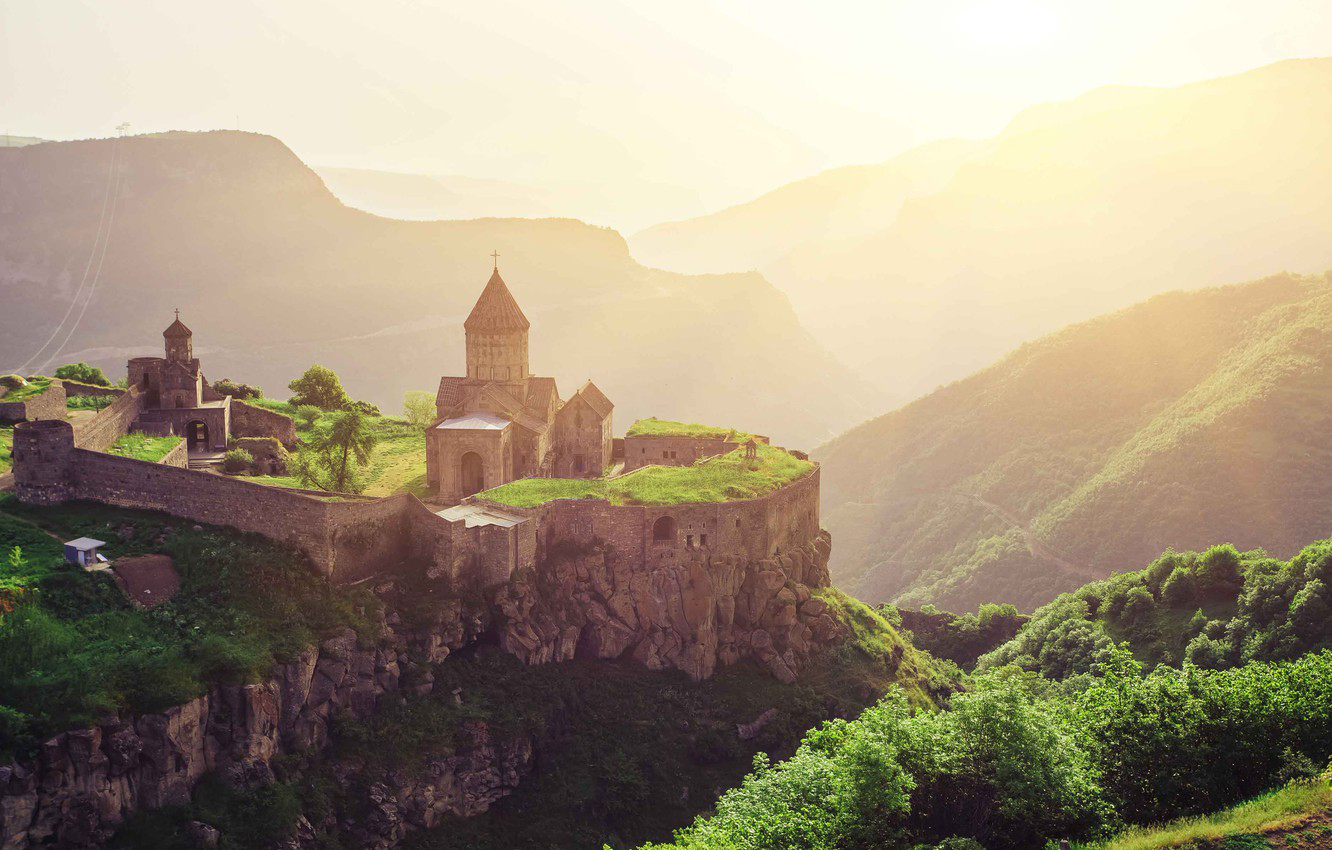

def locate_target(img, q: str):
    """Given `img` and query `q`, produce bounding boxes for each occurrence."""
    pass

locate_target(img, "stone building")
[426,265,613,500]
[126,312,231,451]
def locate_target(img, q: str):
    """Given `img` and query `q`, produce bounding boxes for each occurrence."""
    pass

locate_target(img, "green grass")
[0,377,52,403]
[0,494,378,760]
[625,417,753,441]
[480,444,813,508]
[107,434,182,463]
[1080,780,1332,850]
[0,425,12,475]
[66,394,113,411]
[249,410,428,497]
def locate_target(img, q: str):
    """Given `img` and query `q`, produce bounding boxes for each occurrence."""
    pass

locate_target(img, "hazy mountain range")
[817,272,1332,612]
[630,58,1332,408]
[0,131,874,449]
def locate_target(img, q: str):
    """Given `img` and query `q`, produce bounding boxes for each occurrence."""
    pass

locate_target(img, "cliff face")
[0,531,843,848]
[496,531,838,683]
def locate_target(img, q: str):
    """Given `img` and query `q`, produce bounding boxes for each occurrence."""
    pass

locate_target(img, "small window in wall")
[700,533,708,547]
[662,451,669,459]
[641,447,646,455]
[685,534,694,549]
[576,454,586,473]
[735,518,741,528]
[669,451,677,459]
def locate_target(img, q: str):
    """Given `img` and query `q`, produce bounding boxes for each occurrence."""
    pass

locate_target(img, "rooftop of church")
[476,442,813,509]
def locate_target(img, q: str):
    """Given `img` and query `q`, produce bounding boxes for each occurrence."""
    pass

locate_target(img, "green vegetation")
[107,433,181,463]
[626,417,753,441]
[66,393,113,411]
[640,649,1332,850]
[978,540,1332,678]
[211,377,263,400]
[288,364,351,411]
[54,362,110,386]
[403,390,436,428]
[482,444,812,508]
[251,406,428,498]
[291,409,377,494]
[0,495,377,759]
[222,447,254,474]
[882,603,1028,669]
[1082,773,1332,850]
[0,425,12,475]
[818,273,1332,612]
[0,375,52,402]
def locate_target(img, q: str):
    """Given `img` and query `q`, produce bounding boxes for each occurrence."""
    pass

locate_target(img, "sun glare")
[957,0,1059,49]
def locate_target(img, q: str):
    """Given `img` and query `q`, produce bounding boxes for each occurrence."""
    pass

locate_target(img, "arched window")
[652,515,676,543]
[460,451,485,497]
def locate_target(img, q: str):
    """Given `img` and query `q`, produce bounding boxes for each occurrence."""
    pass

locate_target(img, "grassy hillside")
[628,138,985,274]
[817,272,1332,611]
[636,58,1332,410]
[0,131,872,449]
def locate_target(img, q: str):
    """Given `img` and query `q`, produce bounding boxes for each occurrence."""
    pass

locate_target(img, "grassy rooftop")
[107,434,182,463]
[480,443,813,509]
[625,418,753,441]
[0,376,53,404]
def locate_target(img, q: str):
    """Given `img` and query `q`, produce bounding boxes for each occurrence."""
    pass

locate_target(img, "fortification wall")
[72,387,143,452]
[230,400,297,447]
[622,435,739,471]
[60,381,125,400]
[159,439,188,469]
[480,464,821,573]
[0,381,67,424]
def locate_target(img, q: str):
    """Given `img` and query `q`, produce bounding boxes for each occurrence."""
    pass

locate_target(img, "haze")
[4,0,1330,231]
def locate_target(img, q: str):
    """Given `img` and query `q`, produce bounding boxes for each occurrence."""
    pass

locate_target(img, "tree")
[294,405,321,429]
[287,365,350,411]
[403,391,436,429]
[293,409,377,493]
[212,378,263,400]
[54,363,110,386]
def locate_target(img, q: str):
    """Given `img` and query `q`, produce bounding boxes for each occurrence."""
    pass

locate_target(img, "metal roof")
[435,412,511,431]
[435,504,526,529]
[64,537,107,550]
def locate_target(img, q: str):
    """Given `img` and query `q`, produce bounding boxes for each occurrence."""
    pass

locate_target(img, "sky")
[3,0,1331,230]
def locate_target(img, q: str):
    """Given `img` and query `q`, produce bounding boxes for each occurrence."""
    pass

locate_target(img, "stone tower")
[12,419,75,505]
[464,267,530,383]
[164,312,193,363]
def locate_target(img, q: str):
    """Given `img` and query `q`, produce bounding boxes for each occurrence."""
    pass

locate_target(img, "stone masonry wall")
[159,439,188,469]
[229,400,297,448]
[60,382,125,400]
[71,388,143,453]
[622,435,738,472]
[0,381,67,424]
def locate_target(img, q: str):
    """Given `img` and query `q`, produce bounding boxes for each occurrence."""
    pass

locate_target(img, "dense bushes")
[641,650,1332,850]
[977,541,1332,677]
[54,362,110,386]
[885,603,1027,669]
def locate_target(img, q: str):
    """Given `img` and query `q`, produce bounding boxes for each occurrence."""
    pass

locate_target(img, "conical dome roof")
[465,269,530,332]
[163,316,192,338]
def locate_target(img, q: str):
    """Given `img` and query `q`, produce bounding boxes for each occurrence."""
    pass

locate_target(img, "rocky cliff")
[0,531,843,848]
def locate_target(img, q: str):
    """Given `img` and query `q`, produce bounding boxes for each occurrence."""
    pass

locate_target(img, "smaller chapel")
[426,262,613,501]
[126,313,232,452]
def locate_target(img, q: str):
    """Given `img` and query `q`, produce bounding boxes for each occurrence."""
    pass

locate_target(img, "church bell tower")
[463,254,530,383]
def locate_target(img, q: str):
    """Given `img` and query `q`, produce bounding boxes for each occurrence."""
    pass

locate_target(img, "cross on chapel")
[491,250,500,270]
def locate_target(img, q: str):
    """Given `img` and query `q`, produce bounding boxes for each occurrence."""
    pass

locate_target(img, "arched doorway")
[460,451,485,496]
[652,515,676,544]
[187,420,209,451]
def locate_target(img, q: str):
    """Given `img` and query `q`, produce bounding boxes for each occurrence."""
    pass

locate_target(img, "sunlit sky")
[3,0,1331,229]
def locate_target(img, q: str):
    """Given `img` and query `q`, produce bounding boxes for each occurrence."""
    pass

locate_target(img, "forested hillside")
[817,272,1332,611]
[0,132,872,448]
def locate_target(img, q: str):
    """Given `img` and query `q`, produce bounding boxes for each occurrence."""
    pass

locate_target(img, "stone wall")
[229,400,297,447]
[159,439,188,469]
[71,388,143,453]
[60,381,125,400]
[0,381,67,424]
[622,435,739,472]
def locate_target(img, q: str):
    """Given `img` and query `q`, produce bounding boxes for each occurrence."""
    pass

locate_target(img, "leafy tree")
[403,391,437,429]
[287,365,351,411]
[293,409,377,493]
[222,448,254,474]
[294,405,321,429]
[54,362,110,386]
[212,377,263,400]
[349,399,380,417]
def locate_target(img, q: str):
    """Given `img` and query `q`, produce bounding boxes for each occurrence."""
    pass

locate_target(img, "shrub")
[295,405,321,429]
[350,399,380,416]
[0,375,26,391]
[54,362,110,386]
[212,377,263,400]
[222,448,254,474]
[403,391,436,428]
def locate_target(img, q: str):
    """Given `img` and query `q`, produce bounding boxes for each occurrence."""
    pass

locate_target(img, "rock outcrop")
[495,531,838,683]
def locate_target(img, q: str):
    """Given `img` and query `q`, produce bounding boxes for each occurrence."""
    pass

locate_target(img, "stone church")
[126,312,231,451]
[426,264,613,501]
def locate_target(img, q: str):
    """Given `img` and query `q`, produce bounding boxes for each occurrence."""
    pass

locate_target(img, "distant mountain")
[634,58,1332,408]
[0,130,874,449]
[0,135,46,148]
[629,138,987,274]
[313,166,562,221]
[817,272,1332,612]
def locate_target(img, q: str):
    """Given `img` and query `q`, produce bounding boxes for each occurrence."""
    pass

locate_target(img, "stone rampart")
[622,435,738,471]
[0,380,67,424]
[229,400,297,447]
[71,388,143,452]
[159,439,188,469]
[60,381,125,400]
